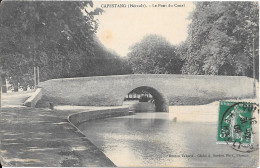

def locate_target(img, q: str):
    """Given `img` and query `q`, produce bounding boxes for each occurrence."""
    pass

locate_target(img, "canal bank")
[76,106,258,167]
[73,99,258,167]
[1,92,130,167]
[1,91,258,167]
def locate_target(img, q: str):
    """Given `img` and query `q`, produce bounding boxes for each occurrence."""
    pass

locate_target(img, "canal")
[77,106,258,167]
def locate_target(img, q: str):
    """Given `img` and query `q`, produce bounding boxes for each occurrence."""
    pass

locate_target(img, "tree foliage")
[0,1,131,89]
[91,36,132,76]
[0,1,97,85]
[127,34,183,74]
[180,2,259,78]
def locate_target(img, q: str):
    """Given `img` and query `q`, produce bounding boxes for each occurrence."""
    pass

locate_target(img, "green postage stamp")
[217,101,259,152]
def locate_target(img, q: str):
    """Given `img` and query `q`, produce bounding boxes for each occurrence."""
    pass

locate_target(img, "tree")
[127,34,183,74]
[0,1,98,89]
[0,1,132,91]
[90,35,132,76]
[180,2,259,78]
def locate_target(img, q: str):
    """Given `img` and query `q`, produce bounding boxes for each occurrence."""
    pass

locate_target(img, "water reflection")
[78,112,258,167]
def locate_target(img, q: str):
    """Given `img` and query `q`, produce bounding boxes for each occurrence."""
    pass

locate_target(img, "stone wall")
[68,107,129,127]
[39,74,256,111]
[131,102,155,112]
[24,88,42,107]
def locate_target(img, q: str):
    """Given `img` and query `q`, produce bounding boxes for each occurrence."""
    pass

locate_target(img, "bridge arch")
[123,86,169,112]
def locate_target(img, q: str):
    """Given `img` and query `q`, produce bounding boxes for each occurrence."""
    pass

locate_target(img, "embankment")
[68,107,130,127]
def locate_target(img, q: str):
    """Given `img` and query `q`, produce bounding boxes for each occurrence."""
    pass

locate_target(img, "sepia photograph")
[0,0,259,167]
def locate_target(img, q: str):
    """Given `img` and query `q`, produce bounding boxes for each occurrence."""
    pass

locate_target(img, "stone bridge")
[38,74,256,112]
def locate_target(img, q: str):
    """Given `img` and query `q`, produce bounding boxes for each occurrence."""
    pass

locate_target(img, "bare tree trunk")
[13,81,19,92]
[34,66,37,88]
[1,74,7,93]
[37,66,40,84]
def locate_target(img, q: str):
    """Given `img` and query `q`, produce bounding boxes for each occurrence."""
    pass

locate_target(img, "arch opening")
[123,86,168,112]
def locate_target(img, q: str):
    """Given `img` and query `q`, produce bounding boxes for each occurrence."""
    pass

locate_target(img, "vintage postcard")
[0,0,259,167]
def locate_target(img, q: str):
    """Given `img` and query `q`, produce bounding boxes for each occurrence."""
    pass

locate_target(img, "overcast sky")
[93,2,195,57]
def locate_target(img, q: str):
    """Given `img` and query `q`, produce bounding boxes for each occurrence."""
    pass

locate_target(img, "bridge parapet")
[38,74,256,111]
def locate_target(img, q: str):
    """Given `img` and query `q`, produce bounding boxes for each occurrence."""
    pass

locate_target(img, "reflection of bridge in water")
[39,74,256,112]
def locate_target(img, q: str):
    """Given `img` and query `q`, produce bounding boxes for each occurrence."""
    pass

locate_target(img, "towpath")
[0,91,117,167]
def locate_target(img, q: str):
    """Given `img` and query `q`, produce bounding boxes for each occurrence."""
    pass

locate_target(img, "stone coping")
[68,107,130,127]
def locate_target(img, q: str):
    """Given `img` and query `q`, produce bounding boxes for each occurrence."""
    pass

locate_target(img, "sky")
[93,1,195,57]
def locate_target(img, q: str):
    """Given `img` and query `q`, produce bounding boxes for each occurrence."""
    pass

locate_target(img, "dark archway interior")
[126,86,168,112]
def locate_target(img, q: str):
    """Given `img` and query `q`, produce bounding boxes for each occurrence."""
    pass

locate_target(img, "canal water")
[78,110,258,167]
